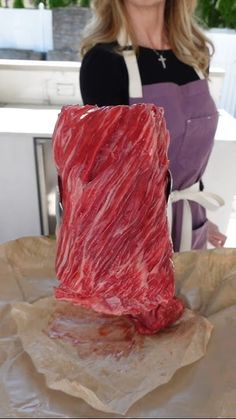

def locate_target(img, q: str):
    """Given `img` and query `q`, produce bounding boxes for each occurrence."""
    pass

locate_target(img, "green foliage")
[196,0,236,29]
[216,0,236,29]
[47,0,90,7]
[13,0,25,8]
[79,0,90,7]
[48,0,68,7]
[32,0,79,8]
[31,0,90,8]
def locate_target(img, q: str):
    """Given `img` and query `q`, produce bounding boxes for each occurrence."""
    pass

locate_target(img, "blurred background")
[0,0,236,246]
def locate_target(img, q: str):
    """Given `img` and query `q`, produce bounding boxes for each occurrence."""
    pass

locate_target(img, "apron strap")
[194,68,205,80]
[167,182,225,251]
[117,29,143,99]
[122,50,143,98]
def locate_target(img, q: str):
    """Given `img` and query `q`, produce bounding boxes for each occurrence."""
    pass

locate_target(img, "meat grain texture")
[53,104,184,334]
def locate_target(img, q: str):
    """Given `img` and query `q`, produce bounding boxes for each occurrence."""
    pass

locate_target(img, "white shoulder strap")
[117,29,143,99]
[194,68,205,80]
[122,51,143,98]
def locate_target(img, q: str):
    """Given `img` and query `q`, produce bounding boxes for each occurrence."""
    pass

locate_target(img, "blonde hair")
[81,0,213,77]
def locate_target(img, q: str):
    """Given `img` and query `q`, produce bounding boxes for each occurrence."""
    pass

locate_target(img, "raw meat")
[53,103,184,334]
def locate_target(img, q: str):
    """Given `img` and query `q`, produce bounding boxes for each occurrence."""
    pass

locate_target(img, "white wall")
[0,8,53,52]
[0,132,41,243]
[0,106,61,244]
[207,29,236,117]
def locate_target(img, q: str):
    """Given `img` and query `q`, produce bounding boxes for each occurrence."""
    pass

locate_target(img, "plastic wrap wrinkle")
[0,237,235,417]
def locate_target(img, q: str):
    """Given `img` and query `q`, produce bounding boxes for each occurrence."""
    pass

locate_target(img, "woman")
[79,0,226,252]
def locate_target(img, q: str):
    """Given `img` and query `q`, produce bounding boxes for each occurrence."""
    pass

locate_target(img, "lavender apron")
[121,47,224,252]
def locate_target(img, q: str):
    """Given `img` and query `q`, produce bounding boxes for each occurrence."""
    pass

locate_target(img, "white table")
[203,109,236,245]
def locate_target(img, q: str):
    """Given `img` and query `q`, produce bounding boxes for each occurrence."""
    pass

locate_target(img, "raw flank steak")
[52,103,184,334]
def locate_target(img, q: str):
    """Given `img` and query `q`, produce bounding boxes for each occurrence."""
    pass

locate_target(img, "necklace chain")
[152,49,167,69]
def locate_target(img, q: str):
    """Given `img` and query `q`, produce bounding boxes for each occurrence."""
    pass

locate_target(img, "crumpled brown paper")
[11,298,212,415]
[0,237,236,418]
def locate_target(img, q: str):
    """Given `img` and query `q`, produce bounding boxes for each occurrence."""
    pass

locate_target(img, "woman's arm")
[207,220,227,248]
[80,45,129,106]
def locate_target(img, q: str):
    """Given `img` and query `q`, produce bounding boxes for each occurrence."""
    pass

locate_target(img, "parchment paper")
[11,299,211,415]
[1,236,236,418]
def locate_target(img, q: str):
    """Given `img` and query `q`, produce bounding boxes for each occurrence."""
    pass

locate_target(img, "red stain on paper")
[46,304,143,360]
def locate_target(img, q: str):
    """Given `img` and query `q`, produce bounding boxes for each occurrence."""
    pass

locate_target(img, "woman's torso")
[80,43,217,187]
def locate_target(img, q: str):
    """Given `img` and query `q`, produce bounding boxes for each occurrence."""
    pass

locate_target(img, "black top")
[80,42,200,106]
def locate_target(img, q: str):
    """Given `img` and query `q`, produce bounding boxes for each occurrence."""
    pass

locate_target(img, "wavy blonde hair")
[81,0,213,77]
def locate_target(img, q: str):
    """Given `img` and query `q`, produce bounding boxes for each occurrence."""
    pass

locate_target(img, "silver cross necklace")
[152,49,167,69]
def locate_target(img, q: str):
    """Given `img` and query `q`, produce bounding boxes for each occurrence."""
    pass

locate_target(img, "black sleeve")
[79,45,129,106]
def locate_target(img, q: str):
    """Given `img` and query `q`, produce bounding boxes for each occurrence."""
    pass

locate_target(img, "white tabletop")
[0,106,236,140]
[0,106,61,135]
[215,109,236,142]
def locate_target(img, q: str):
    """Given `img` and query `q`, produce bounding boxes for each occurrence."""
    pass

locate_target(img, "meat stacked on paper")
[52,104,184,335]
